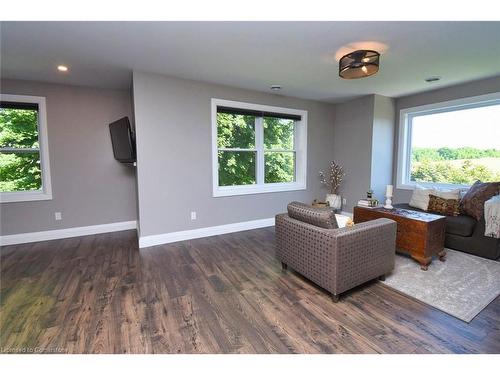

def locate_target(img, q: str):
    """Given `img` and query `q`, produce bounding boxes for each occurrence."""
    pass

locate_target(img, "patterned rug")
[381,249,500,322]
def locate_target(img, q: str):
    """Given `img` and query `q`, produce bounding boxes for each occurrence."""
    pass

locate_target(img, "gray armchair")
[275,202,396,302]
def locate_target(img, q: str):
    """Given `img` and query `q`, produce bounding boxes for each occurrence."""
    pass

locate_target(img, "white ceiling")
[1,21,500,103]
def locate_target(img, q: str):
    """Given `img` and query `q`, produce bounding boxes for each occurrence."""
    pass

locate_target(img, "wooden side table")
[353,206,446,270]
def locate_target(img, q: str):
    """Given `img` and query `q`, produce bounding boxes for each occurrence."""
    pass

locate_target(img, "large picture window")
[212,99,307,197]
[397,92,500,190]
[0,94,52,202]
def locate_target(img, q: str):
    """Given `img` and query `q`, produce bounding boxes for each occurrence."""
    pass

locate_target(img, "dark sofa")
[394,203,500,260]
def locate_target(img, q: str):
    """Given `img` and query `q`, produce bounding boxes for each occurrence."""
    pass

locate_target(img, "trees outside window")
[0,106,42,192]
[263,117,295,184]
[411,147,500,185]
[217,114,296,186]
[217,113,256,186]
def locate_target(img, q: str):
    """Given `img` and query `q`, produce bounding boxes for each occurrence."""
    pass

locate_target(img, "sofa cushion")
[434,188,461,200]
[409,186,435,211]
[460,180,500,220]
[445,215,477,237]
[287,201,338,229]
[427,194,460,216]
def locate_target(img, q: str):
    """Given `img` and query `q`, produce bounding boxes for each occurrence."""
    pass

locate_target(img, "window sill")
[0,191,53,203]
[397,181,472,191]
[213,182,306,197]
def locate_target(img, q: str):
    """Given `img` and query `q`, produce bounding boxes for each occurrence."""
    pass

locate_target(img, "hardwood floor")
[1,228,499,354]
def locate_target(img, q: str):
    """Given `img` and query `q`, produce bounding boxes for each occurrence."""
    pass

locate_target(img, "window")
[0,94,52,202]
[397,92,500,190]
[212,99,307,197]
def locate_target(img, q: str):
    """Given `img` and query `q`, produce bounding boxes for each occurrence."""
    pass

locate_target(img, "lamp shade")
[339,50,380,79]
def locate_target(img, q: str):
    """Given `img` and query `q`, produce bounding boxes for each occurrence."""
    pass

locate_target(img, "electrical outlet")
[55,212,62,221]
[342,198,347,205]
[190,211,197,221]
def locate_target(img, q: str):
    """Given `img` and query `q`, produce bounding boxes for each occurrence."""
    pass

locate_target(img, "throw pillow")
[427,194,460,216]
[409,186,435,211]
[459,180,500,220]
[287,201,338,229]
[433,188,460,200]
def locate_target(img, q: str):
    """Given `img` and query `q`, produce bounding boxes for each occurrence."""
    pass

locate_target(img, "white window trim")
[0,94,52,203]
[211,98,307,197]
[396,91,500,191]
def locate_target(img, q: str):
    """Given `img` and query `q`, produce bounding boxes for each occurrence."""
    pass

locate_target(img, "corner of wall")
[370,95,396,203]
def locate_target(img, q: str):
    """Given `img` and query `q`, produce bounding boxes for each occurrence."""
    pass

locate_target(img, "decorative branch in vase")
[319,161,345,210]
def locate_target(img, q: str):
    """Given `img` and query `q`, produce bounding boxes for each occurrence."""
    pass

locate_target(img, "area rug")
[381,249,500,322]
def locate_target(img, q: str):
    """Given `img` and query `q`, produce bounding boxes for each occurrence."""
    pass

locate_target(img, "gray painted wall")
[332,94,395,212]
[5,74,495,238]
[393,76,500,203]
[332,95,374,212]
[371,95,395,203]
[0,80,137,235]
[132,71,336,237]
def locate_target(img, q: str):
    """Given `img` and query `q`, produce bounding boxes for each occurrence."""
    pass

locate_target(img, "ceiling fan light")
[339,50,380,79]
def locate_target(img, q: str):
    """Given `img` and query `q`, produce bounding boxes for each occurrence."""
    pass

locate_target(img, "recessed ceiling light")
[425,76,441,83]
[270,85,282,91]
[57,65,69,72]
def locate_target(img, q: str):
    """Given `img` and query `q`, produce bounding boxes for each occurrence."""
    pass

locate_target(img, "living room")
[1,1,499,373]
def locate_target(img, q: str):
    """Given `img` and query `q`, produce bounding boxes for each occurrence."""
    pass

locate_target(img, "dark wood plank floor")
[1,228,499,354]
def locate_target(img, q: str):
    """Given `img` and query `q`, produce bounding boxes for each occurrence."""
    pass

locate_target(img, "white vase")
[326,193,342,210]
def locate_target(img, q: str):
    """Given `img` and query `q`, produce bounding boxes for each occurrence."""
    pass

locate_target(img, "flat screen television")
[109,117,136,163]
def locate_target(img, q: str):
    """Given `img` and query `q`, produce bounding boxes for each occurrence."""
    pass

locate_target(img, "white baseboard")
[0,220,137,246]
[139,217,275,248]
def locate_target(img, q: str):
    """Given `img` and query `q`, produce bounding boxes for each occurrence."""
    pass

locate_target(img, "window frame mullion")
[0,147,41,153]
[255,116,264,185]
